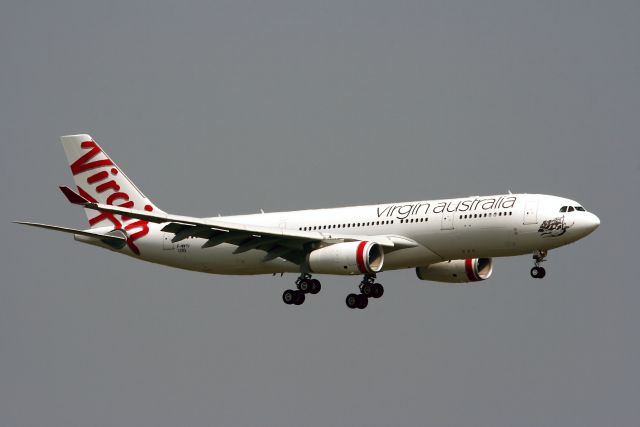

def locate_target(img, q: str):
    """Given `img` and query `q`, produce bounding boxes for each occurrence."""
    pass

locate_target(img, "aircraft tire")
[346,293,359,309]
[361,283,373,297]
[356,295,369,309]
[298,278,312,293]
[283,289,295,305]
[309,279,321,295]
[372,283,384,299]
[530,266,546,279]
[293,290,305,305]
[537,267,546,279]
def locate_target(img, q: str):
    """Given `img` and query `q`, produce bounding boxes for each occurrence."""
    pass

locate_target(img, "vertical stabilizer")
[59,134,164,234]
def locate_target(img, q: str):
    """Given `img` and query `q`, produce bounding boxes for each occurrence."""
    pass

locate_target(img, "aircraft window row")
[298,220,394,231]
[458,211,513,220]
[560,206,585,212]
[399,217,428,224]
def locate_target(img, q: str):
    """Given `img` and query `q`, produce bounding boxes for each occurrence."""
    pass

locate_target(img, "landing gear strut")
[530,249,548,279]
[283,274,321,306]
[346,274,384,310]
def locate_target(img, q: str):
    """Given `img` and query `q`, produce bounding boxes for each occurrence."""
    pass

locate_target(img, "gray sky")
[2,1,639,426]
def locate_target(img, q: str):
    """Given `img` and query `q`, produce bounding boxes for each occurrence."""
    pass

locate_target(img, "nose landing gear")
[530,250,548,279]
[346,274,384,310]
[283,274,321,306]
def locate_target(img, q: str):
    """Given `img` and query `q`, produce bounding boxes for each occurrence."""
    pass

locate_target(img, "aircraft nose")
[584,212,600,233]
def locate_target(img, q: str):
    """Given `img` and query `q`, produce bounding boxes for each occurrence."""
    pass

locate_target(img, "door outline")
[163,232,175,250]
[523,200,538,225]
[441,212,454,230]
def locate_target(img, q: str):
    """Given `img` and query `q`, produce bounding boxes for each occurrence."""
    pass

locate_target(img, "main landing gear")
[346,274,384,310]
[530,249,548,279]
[282,274,321,306]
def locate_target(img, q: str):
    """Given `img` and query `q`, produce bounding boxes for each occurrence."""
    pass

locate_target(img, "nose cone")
[582,212,600,235]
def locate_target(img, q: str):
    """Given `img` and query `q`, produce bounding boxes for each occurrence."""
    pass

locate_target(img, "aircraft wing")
[59,187,417,262]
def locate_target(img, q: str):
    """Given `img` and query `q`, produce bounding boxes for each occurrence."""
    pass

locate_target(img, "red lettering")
[124,220,150,255]
[96,180,120,193]
[87,170,109,184]
[70,141,114,175]
[106,192,129,205]
[77,186,122,228]
[118,200,135,221]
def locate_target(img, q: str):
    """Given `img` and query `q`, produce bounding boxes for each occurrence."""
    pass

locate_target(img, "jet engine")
[308,241,384,275]
[416,258,493,283]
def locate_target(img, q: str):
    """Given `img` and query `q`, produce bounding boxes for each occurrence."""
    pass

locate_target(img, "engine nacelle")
[308,241,384,275]
[416,258,493,283]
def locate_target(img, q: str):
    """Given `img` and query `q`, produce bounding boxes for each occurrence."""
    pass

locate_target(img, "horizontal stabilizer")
[14,221,127,248]
[59,186,89,204]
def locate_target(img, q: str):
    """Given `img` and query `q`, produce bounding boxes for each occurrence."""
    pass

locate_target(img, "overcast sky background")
[2,1,639,426]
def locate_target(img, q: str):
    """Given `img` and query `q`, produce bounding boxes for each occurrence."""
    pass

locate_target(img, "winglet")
[59,186,89,205]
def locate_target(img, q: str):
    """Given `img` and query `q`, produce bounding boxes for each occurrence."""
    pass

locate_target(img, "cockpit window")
[560,206,567,212]
[575,206,585,211]
[568,206,575,212]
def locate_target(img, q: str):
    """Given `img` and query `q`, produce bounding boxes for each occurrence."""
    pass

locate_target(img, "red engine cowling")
[416,258,493,283]
[307,241,384,275]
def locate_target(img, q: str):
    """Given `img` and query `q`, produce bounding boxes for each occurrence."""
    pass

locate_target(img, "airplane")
[16,134,600,309]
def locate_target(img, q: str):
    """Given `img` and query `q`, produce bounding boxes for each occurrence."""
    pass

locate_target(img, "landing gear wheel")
[298,278,312,293]
[346,293,359,309]
[309,279,321,295]
[293,290,306,305]
[530,250,548,279]
[361,282,374,297]
[530,266,546,279]
[283,289,295,305]
[356,295,369,309]
[372,283,384,299]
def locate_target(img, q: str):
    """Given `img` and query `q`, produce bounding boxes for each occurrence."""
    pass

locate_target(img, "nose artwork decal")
[538,216,572,238]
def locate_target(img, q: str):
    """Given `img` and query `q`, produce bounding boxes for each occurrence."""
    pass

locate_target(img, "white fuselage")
[80,193,600,276]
